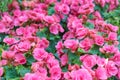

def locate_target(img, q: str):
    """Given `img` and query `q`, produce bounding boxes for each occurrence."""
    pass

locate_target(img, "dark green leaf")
[89,45,101,55]
[68,51,81,65]
[16,65,30,77]
[84,22,94,29]
[48,6,55,15]
[4,66,19,79]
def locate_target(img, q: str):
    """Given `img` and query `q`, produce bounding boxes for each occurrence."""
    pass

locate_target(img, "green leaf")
[36,27,48,38]
[4,66,19,79]
[88,14,94,19]
[108,76,118,80]
[89,45,100,54]
[84,22,94,29]
[9,78,20,80]
[68,51,81,65]
[16,65,30,77]
[48,5,55,15]
[62,66,68,72]
[26,55,36,65]
[77,48,85,53]
[0,33,8,42]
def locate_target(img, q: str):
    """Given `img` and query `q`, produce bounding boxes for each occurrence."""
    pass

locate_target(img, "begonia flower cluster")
[0,0,120,80]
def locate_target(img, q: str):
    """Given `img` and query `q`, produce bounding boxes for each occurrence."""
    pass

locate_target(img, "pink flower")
[64,72,71,79]
[0,67,4,77]
[111,53,120,66]
[0,23,8,33]
[60,54,68,66]
[46,54,60,68]
[50,67,61,80]
[44,16,55,24]
[61,4,70,14]
[80,54,96,68]
[75,28,88,39]
[14,53,26,64]
[16,27,24,35]
[105,61,118,77]
[64,39,78,52]
[108,32,117,41]
[24,73,45,80]
[62,31,74,40]
[95,66,107,79]
[96,56,106,67]
[79,38,93,51]
[0,60,8,66]
[49,23,64,35]
[94,35,104,46]
[71,69,92,80]
[117,68,120,79]
[2,51,15,59]
[36,38,49,49]
[33,48,48,61]
[17,41,31,52]
[99,45,118,54]
[31,62,44,72]
[56,41,63,51]
[3,37,17,45]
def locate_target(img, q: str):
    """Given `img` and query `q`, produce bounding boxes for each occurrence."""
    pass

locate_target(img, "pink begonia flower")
[64,39,78,52]
[94,11,103,20]
[60,54,68,66]
[14,53,26,64]
[62,31,74,40]
[117,68,120,79]
[2,51,15,59]
[107,24,118,32]
[0,67,4,77]
[80,54,97,68]
[99,45,119,54]
[33,48,48,61]
[50,66,61,80]
[79,38,93,51]
[68,19,83,32]
[68,64,80,71]
[55,41,63,51]
[16,27,24,35]
[1,14,12,26]
[0,60,8,66]
[61,4,70,14]
[95,66,108,79]
[31,62,44,72]
[3,37,18,45]
[0,23,9,33]
[46,54,60,68]
[64,72,71,79]
[49,23,64,35]
[13,9,21,17]
[44,16,55,24]
[105,61,118,77]
[108,32,117,41]
[94,35,104,46]
[17,15,28,23]
[31,63,47,76]
[96,56,106,67]
[75,28,88,39]
[36,38,49,49]
[45,0,56,4]
[111,53,120,66]
[24,73,46,80]
[71,69,92,80]
[95,0,106,7]
[17,41,31,52]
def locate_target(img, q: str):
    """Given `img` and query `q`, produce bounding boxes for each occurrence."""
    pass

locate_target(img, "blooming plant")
[0,0,120,80]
